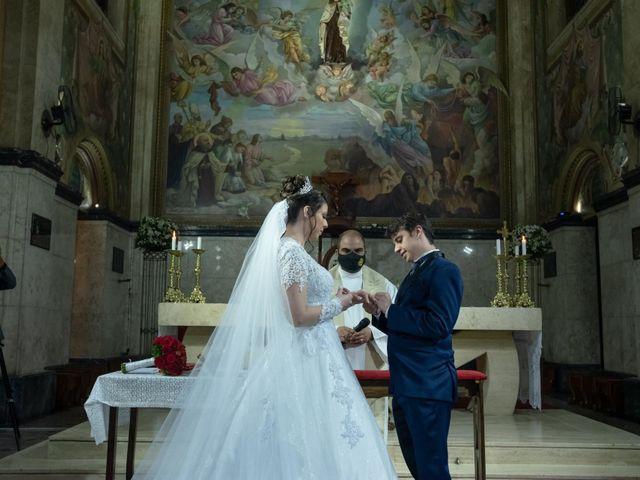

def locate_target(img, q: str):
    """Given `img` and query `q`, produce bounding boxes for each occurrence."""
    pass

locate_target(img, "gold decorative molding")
[72,0,128,64]
[545,0,613,71]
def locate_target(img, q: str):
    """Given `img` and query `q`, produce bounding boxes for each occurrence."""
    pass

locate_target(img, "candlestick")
[491,221,512,307]
[189,249,206,303]
[514,255,534,307]
[490,252,511,307]
[164,250,187,302]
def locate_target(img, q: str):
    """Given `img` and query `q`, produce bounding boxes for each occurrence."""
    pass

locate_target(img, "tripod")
[0,327,20,450]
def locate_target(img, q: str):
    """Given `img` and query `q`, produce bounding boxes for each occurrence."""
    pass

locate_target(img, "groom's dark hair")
[387,211,435,244]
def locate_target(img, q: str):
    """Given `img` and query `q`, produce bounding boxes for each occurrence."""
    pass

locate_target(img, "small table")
[84,372,190,480]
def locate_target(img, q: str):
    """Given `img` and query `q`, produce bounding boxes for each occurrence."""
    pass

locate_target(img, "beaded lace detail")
[278,237,335,318]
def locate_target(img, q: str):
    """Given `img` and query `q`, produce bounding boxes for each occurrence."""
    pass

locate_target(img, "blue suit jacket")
[373,253,463,402]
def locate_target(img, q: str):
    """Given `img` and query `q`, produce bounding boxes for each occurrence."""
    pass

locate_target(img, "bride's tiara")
[298,176,313,195]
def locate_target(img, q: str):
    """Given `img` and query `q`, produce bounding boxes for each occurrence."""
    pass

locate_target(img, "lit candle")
[514,243,519,256]
[171,230,177,250]
[177,240,183,251]
[495,238,501,255]
[197,236,202,249]
[521,235,527,256]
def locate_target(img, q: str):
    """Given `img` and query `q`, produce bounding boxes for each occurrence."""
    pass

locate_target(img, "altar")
[159,304,542,416]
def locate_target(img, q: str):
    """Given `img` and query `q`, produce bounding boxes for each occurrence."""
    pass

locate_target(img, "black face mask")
[338,252,366,273]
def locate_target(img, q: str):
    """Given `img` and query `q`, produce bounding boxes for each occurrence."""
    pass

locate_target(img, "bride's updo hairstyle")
[280,175,327,225]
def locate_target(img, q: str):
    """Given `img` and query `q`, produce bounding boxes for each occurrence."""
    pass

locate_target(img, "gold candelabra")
[164,250,187,302]
[491,221,512,307]
[491,221,535,308]
[490,253,511,307]
[189,248,206,303]
[513,255,534,307]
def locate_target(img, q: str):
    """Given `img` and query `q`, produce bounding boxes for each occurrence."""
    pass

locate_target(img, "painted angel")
[315,63,355,102]
[169,32,219,103]
[367,42,457,109]
[267,8,311,67]
[205,33,298,107]
[349,98,434,180]
[172,33,217,79]
[191,2,237,46]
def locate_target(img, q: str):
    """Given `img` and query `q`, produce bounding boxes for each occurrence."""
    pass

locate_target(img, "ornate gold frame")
[152,0,512,229]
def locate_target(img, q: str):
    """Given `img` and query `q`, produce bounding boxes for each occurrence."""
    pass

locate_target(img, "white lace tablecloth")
[84,372,190,444]
[513,331,543,409]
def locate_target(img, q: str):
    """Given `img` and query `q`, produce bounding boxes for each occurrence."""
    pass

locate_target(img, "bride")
[133,175,396,479]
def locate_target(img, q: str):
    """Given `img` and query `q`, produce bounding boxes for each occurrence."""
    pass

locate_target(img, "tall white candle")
[177,240,183,251]
[171,230,177,250]
[197,236,202,249]
[495,238,501,255]
[521,235,527,255]
[514,243,519,256]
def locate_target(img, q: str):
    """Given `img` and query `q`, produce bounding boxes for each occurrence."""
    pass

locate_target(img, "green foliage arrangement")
[135,216,178,253]
[511,224,553,261]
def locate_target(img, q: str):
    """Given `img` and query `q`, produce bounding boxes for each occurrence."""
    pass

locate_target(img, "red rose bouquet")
[151,336,187,376]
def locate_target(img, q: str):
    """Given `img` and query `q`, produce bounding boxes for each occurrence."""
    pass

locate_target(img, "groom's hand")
[362,292,381,316]
[373,292,392,315]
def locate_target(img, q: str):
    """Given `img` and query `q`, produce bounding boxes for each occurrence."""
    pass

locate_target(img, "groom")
[363,211,463,480]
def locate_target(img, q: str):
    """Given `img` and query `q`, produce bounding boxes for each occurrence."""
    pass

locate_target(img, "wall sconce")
[608,86,640,136]
[41,85,77,137]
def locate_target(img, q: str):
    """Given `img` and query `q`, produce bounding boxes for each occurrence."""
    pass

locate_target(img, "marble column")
[0,0,65,153]
[129,0,165,219]
[506,1,538,224]
[622,0,640,169]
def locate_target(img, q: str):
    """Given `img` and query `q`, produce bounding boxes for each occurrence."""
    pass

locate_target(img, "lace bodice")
[279,237,334,306]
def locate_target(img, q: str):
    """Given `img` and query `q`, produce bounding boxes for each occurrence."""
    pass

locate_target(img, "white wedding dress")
[133,202,396,480]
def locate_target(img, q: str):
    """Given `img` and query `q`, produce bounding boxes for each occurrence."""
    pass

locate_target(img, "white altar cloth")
[84,371,190,444]
[514,330,543,409]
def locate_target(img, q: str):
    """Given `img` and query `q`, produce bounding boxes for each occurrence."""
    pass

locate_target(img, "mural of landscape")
[162,0,503,223]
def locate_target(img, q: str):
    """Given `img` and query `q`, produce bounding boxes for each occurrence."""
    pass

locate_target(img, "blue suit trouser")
[392,394,453,480]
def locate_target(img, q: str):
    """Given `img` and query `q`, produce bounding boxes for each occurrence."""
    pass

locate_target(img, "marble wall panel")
[598,204,631,267]
[70,221,137,358]
[600,262,633,319]
[541,226,600,365]
[599,201,640,376]
[172,236,496,309]
[630,186,640,375]
[0,166,78,375]
[101,223,136,356]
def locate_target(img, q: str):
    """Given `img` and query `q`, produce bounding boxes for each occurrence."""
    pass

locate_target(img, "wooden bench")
[354,369,487,480]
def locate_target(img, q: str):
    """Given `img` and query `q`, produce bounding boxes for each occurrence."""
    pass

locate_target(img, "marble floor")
[0,403,639,479]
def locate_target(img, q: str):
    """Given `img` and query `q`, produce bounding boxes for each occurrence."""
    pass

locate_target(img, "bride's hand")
[337,290,357,310]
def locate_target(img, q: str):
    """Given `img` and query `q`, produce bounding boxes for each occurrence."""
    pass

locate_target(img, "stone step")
[45,420,640,468]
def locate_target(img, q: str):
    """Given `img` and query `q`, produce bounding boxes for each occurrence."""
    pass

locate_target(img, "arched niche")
[553,144,608,216]
[68,137,114,211]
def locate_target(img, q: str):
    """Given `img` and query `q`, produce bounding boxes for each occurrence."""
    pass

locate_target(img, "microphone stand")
[0,327,21,450]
